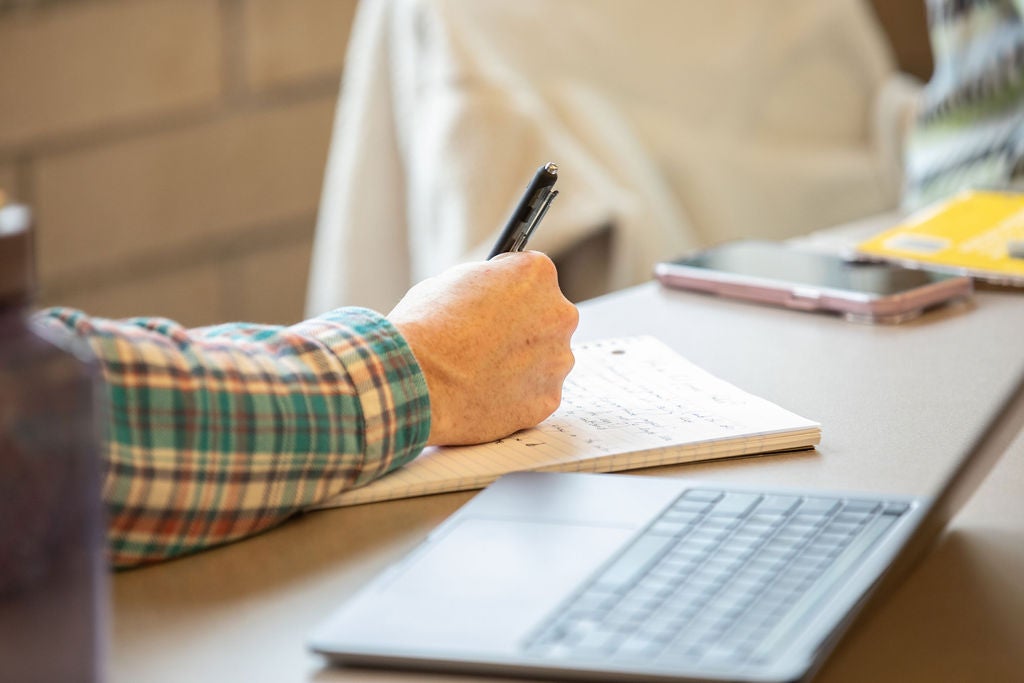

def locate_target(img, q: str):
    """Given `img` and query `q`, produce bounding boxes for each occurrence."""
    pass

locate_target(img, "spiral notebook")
[316,336,821,508]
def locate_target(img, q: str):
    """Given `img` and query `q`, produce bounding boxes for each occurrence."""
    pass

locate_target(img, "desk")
[111,281,1024,683]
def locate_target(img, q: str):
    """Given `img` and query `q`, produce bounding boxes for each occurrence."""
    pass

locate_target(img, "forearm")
[35,307,430,569]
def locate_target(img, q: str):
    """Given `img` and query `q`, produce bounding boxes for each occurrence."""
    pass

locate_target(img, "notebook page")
[317,336,819,508]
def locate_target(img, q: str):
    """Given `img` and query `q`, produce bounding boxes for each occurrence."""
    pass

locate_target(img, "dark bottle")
[0,200,107,682]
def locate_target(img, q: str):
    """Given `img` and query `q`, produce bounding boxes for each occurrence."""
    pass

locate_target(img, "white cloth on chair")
[307,0,915,315]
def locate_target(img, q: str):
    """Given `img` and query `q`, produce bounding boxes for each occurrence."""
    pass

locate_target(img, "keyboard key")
[763,537,800,554]
[572,626,621,656]
[681,489,722,502]
[834,511,870,525]
[748,512,785,526]
[701,516,740,531]
[758,495,800,514]
[676,539,719,559]
[687,573,725,593]
[732,527,771,543]
[817,530,853,545]
[630,583,673,607]
[774,526,814,541]
[842,499,880,514]
[729,574,767,593]
[883,501,910,516]
[592,534,676,592]
[649,519,687,536]
[790,513,828,528]
[701,641,749,665]
[690,528,729,543]
[799,497,840,515]
[615,633,664,660]
[711,493,761,516]
[672,500,713,515]
[801,544,835,560]
[576,586,619,612]
[661,508,702,523]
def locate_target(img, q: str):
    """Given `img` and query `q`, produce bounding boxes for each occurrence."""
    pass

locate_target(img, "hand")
[387,252,578,445]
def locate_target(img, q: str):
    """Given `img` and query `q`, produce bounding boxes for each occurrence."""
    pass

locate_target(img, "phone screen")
[671,241,953,295]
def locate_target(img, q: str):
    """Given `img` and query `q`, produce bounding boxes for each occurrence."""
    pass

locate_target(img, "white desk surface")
[111,281,1024,683]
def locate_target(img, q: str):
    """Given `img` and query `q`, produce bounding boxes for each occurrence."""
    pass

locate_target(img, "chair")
[306,0,920,313]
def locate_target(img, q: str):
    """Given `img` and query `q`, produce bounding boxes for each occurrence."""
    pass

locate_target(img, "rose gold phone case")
[654,260,974,324]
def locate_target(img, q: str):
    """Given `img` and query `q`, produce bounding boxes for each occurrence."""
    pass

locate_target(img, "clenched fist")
[388,252,578,445]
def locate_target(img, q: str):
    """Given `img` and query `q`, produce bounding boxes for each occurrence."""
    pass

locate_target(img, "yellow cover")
[857,191,1024,285]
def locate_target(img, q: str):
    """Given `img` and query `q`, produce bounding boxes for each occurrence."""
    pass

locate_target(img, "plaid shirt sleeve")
[34,307,431,569]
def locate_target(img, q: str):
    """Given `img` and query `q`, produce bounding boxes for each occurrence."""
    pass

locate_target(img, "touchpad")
[327,517,633,655]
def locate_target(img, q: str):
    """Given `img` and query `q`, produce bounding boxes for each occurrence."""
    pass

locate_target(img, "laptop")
[309,369,1024,682]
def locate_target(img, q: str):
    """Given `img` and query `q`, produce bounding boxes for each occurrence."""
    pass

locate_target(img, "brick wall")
[0,0,358,326]
[0,1,928,327]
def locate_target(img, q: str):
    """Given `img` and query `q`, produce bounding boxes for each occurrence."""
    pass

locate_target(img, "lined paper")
[315,336,820,508]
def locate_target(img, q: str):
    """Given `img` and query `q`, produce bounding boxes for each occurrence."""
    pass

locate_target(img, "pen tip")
[544,162,558,175]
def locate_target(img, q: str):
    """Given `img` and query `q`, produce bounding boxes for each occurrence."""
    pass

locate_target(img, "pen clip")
[511,189,559,252]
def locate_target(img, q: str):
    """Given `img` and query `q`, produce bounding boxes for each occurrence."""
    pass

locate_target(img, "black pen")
[487,162,559,259]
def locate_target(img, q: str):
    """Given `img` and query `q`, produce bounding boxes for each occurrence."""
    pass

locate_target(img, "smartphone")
[654,240,973,323]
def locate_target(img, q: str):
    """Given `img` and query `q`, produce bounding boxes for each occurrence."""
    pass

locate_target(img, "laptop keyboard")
[525,488,909,668]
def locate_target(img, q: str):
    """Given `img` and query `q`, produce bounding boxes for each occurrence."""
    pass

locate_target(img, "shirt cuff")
[307,307,431,483]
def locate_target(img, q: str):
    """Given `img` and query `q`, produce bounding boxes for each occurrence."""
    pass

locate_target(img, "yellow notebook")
[314,336,821,508]
[857,191,1024,285]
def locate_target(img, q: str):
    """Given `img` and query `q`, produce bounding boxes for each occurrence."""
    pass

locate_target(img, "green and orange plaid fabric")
[36,307,430,569]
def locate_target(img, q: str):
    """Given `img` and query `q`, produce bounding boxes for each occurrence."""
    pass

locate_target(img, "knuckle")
[564,349,576,376]
[547,300,578,334]
[523,250,558,279]
[538,393,562,419]
[563,302,580,330]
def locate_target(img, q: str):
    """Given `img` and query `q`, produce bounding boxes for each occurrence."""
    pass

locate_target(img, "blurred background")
[0,0,930,327]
